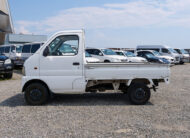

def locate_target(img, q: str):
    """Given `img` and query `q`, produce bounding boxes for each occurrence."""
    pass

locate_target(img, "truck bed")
[85,63,170,81]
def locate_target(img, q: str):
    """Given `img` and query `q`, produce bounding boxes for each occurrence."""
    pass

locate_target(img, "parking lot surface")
[0,64,190,137]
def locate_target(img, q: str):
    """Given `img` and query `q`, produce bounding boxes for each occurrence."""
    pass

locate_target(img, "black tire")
[3,73,13,79]
[128,83,151,105]
[24,83,49,105]
[104,60,110,63]
[180,61,184,65]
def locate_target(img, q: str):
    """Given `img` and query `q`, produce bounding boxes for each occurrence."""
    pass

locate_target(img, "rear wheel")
[180,61,184,64]
[24,83,49,105]
[128,83,151,105]
[104,60,110,63]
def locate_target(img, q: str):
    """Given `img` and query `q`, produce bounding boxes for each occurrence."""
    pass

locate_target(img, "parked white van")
[137,45,180,64]
[86,48,128,62]
[174,48,190,64]
[21,42,44,64]
[0,44,23,66]
[114,50,147,62]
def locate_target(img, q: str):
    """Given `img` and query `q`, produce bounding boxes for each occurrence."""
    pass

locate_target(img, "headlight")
[142,59,147,62]
[4,59,12,64]
[159,59,163,63]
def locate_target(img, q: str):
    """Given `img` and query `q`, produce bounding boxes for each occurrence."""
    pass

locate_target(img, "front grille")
[0,61,4,67]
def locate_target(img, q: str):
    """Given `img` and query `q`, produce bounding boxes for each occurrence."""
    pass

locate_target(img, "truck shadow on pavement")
[0,93,153,107]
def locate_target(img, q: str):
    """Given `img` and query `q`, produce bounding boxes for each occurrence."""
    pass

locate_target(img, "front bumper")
[169,59,175,64]
[181,57,189,63]
[0,64,13,75]
[13,59,25,66]
[174,57,180,64]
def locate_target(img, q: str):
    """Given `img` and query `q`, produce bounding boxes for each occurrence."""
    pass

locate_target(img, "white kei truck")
[22,30,170,105]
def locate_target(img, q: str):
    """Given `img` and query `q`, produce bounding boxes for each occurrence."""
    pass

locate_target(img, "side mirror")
[43,47,49,57]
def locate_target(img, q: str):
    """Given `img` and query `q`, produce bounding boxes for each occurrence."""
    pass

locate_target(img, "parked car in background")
[21,42,43,64]
[85,51,100,63]
[137,45,180,64]
[114,50,147,62]
[137,51,170,64]
[0,44,23,66]
[174,48,190,64]
[137,50,174,64]
[86,48,128,62]
[0,54,13,79]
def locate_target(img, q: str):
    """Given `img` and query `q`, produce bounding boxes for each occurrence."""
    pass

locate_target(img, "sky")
[9,0,190,48]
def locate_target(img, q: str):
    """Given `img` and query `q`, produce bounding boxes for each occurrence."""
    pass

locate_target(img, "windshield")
[16,46,23,53]
[181,49,188,54]
[85,51,92,57]
[101,49,117,55]
[125,51,136,57]
[145,53,155,58]
[152,50,161,56]
[169,48,178,54]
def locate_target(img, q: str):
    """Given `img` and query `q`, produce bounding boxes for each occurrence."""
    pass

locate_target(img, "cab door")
[39,32,85,93]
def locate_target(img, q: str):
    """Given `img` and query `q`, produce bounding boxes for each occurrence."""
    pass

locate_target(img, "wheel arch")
[127,78,154,86]
[22,79,50,93]
[104,59,110,62]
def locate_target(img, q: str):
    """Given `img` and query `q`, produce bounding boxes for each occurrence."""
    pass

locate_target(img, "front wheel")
[24,83,49,105]
[3,73,13,79]
[128,83,151,105]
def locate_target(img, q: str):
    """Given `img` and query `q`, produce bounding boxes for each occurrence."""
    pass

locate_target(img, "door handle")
[73,62,80,66]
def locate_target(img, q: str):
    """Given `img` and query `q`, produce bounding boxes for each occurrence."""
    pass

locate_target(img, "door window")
[22,45,31,53]
[91,49,102,55]
[48,35,79,56]
[5,47,10,53]
[162,48,169,53]
[31,44,41,53]
[86,49,93,55]
[0,47,4,53]
[137,52,145,57]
